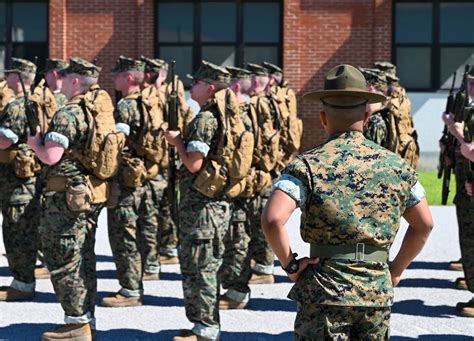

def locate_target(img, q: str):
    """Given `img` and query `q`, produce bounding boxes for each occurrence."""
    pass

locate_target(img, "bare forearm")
[262,221,293,268]
[390,225,431,276]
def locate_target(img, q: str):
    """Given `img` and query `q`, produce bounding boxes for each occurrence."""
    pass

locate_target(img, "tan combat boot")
[448,259,463,271]
[41,323,92,341]
[160,254,179,265]
[0,286,34,301]
[142,272,160,281]
[173,329,216,341]
[459,299,474,317]
[101,292,143,307]
[35,266,51,279]
[219,295,248,310]
[455,277,468,290]
[249,272,274,284]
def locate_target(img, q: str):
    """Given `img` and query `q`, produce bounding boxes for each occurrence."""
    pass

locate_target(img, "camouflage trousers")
[108,180,158,296]
[158,185,178,256]
[141,174,166,273]
[220,197,255,298]
[2,173,38,290]
[40,190,101,324]
[250,188,275,274]
[294,303,390,340]
[455,156,474,293]
[178,189,231,340]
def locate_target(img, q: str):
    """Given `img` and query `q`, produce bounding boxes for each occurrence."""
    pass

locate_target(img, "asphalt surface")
[0,205,473,340]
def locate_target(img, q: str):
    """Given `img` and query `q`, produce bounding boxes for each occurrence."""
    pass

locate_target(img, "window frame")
[0,0,49,71]
[392,0,474,91]
[154,0,283,87]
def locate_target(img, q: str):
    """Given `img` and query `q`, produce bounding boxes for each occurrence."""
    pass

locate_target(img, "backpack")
[279,85,303,153]
[30,79,58,134]
[249,94,280,173]
[193,88,254,198]
[72,85,125,180]
[0,80,13,113]
[128,89,168,170]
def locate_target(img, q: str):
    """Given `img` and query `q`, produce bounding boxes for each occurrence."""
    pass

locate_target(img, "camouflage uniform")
[177,62,232,340]
[107,57,160,297]
[274,131,423,339]
[454,102,474,296]
[0,92,39,295]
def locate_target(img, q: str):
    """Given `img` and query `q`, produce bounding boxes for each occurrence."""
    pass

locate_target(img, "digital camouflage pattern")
[281,131,417,307]
[0,94,39,289]
[108,90,160,292]
[294,302,390,340]
[178,98,231,337]
[40,94,98,320]
[364,110,388,147]
[53,90,68,109]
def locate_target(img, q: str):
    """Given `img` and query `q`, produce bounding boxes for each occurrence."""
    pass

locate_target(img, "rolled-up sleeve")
[405,180,426,208]
[44,132,69,149]
[273,173,308,207]
[0,127,19,144]
[186,140,210,157]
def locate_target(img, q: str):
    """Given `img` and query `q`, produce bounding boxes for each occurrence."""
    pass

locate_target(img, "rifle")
[167,61,179,227]
[15,70,39,136]
[440,65,471,204]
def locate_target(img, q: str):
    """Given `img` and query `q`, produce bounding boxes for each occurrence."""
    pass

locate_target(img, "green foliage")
[417,171,455,206]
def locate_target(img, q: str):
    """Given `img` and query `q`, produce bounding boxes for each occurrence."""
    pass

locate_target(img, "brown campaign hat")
[303,64,386,104]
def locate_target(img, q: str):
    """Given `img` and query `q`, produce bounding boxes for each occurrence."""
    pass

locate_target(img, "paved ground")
[0,205,473,340]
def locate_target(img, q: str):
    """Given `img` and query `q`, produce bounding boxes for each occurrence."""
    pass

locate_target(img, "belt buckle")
[355,243,365,262]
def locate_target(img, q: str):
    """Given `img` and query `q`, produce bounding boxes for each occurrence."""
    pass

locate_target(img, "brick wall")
[283,0,392,149]
[49,0,155,99]
[48,0,392,148]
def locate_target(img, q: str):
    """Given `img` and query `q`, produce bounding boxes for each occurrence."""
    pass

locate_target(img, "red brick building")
[1,0,472,149]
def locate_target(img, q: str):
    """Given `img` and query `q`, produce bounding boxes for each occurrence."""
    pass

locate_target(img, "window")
[155,0,282,87]
[0,0,48,78]
[394,1,474,91]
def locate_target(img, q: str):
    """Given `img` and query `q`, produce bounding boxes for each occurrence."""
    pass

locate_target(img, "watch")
[281,253,299,274]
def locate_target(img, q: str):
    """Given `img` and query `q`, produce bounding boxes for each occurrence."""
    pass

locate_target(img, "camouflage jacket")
[43,94,89,178]
[53,89,68,109]
[0,94,30,144]
[240,103,253,134]
[274,131,421,307]
[179,99,220,195]
[114,90,144,149]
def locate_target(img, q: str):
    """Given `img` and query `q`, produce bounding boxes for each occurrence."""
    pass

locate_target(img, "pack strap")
[310,243,388,262]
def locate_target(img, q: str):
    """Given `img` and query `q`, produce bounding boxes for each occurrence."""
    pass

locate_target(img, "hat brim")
[303,89,386,104]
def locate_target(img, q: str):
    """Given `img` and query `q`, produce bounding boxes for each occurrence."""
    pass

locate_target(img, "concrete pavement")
[0,205,472,340]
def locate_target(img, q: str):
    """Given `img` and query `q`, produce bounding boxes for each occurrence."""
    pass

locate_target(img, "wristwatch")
[281,253,299,274]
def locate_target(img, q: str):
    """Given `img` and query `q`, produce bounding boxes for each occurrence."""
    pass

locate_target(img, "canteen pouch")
[224,177,247,198]
[66,177,92,213]
[13,148,40,178]
[105,181,121,209]
[193,159,227,198]
[123,156,148,188]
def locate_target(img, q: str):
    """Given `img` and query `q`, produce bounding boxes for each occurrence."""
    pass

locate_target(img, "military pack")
[72,84,125,180]
[0,80,13,112]
[30,79,59,133]
[193,88,254,198]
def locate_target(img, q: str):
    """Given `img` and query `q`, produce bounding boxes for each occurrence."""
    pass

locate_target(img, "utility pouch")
[105,181,121,209]
[66,176,92,213]
[122,156,147,188]
[13,148,40,178]
[193,160,227,198]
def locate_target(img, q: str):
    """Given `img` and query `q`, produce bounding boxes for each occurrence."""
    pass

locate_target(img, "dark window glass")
[12,2,48,42]
[440,47,474,89]
[201,3,236,42]
[396,47,431,89]
[243,2,280,43]
[158,3,194,43]
[159,46,193,87]
[12,44,47,67]
[440,3,474,44]
[0,1,5,42]
[395,3,432,43]
[244,46,278,65]
[202,46,235,67]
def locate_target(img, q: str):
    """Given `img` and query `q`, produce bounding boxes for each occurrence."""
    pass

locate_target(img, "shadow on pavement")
[249,297,296,312]
[0,323,56,340]
[407,261,450,270]
[97,329,293,340]
[0,266,11,277]
[393,335,472,340]
[398,278,454,289]
[392,299,456,318]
